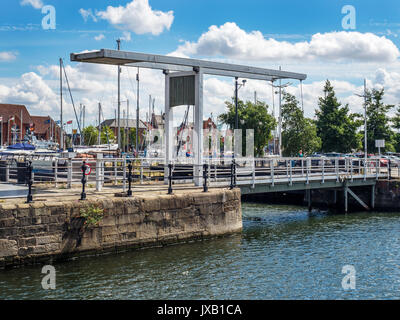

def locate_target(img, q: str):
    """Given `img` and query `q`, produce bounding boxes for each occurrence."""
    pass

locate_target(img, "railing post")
[5,162,9,183]
[364,158,367,181]
[271,159,274,186]
[203,163,208,192]
[114,159,118,185]
[67,158,72,189]
[286,159,288,178]
[80,161,87,201]
[54,158,58,188]
[322,159,325,184]
[127,162,133,197]
[140,159,144,184]
[96,153,103,192]
[335,159,339,182]
[289,160,293,185]
[306,158,310,184]
[252,159,256,188]
[168,163,173,194]
[350,158,353,182]
[26,160,33,203]
[123,155,127,193]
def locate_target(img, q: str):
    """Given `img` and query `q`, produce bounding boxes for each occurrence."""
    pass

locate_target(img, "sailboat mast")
[60,58,64,150]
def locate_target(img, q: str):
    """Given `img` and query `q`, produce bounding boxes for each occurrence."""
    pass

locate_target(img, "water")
[1,203,400,299]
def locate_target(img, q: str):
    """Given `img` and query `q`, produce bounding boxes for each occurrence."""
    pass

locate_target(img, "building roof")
[100,118,147,129]
[0,104,32,124]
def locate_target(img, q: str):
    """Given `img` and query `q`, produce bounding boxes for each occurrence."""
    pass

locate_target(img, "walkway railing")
[0,155,396,194]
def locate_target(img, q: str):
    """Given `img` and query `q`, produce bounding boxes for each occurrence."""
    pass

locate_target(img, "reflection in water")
[1,203,400,299]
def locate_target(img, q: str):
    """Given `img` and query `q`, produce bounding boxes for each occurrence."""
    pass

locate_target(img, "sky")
[1,0,400,129]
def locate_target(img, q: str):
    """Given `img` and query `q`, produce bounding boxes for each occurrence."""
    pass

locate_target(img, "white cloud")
[20,0,43,9]
[79,8,98,23]
[94,34,105,41]
[0,51,17,62]
[97,0,174,36]
[176,22,400,63]
[0,72,58,114]
[121,31,131,42]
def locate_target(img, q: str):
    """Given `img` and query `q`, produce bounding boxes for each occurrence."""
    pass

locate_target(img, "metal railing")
[0,155,396,199]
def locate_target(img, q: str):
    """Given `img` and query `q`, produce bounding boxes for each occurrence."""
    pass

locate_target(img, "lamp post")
[269,76,291,157]
[355,78,368,163]
[234,77,246,130]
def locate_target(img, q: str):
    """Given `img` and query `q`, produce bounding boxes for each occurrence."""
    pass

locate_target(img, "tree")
[315,80,362,153]
[365,88,395,153]
[281,92,321,156]
[392,106,400,152]
[82,125,98,146]
[100,126,115,144]
[219,99,276,156]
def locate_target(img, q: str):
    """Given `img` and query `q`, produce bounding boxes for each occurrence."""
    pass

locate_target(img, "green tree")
[281,92,321,156]
[100,126,115,144]
[219,99,276,156]
[365,88,395,153]
[315,80,362,153]
[82,125,98,146]
[392,106,400,152]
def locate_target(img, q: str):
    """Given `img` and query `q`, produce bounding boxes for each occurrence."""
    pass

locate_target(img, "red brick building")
[0,104,32,146]
[30,116,61,143]
[0,104,61,146]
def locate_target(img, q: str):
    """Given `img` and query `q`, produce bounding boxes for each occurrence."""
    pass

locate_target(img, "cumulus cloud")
[0,51,17,62]
[121,31,131,42]
[20,0,43,9]
[94,34,105,41]
[0,72,58,114]
[176,22,400,63]
[96,0,174,35]
[79,8,98,23]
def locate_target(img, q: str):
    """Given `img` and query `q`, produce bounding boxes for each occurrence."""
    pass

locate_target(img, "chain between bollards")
[168,164,173,195]
[203,163,208,192]
[80,161,87,201]
[127,162,133,197]
[26,160,33,203]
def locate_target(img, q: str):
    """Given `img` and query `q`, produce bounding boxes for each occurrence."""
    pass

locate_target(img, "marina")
[1,0,400,303]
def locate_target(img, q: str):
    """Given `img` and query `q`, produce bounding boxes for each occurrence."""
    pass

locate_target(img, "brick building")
[0,103,60,146]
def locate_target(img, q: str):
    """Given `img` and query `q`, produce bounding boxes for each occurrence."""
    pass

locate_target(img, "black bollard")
[203,163,208,192]
[127,162,133,197]
[233,159,237,187]
[168,163,173,195]
[230,160,234,190]
[80,161,87,201]
[26,160,33,203]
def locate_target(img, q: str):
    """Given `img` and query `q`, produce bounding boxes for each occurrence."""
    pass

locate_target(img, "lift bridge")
[67,49,391,212]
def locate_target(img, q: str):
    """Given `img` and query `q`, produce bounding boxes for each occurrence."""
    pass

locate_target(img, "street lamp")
[235,77,246,130]
[269,78,291,157]
[355,79,368,163]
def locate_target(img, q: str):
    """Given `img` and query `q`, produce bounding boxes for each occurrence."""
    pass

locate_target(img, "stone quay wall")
[0,188,242,268]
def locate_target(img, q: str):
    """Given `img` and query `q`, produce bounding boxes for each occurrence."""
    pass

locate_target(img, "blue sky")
[1,0,400,126]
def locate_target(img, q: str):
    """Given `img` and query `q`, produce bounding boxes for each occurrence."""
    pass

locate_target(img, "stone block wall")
[0,188,242,268]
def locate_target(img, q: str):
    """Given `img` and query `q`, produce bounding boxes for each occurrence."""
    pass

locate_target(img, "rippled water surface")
[1,203,400,299]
